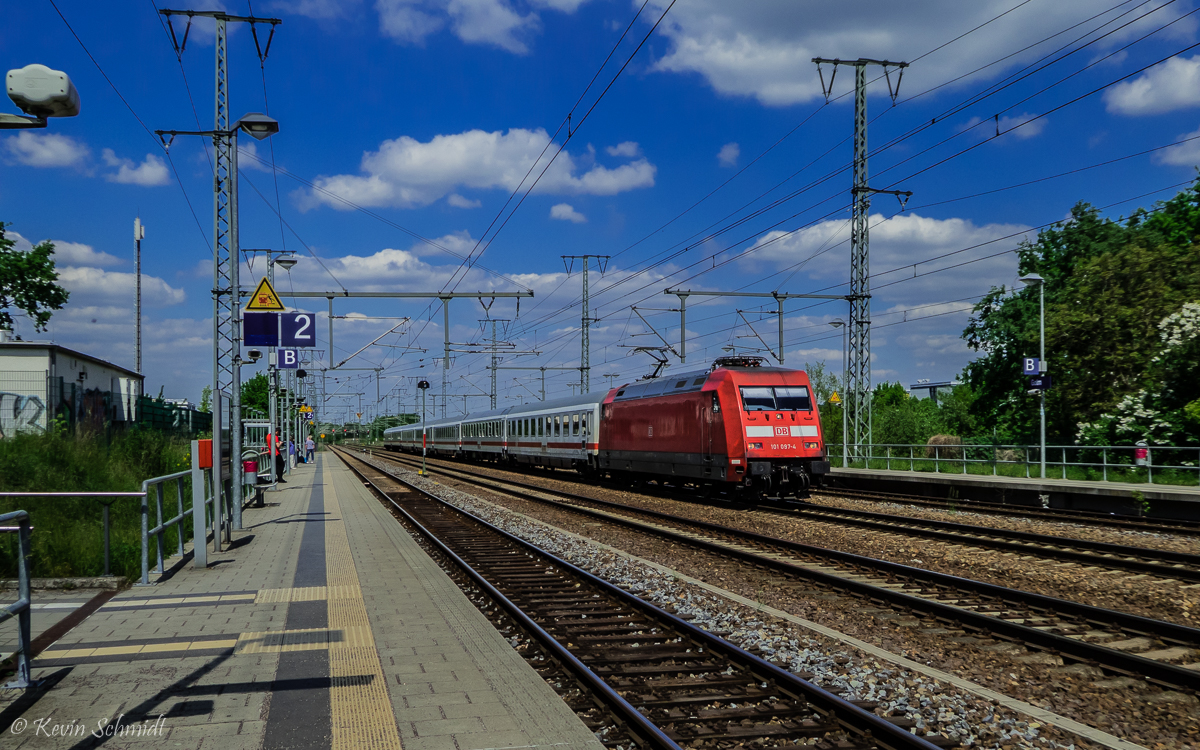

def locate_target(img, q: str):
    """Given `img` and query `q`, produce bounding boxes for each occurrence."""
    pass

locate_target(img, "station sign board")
[278,348,299,369]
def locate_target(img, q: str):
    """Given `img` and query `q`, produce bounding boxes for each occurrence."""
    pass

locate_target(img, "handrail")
[0,509,36,689]
[140,470,194,586]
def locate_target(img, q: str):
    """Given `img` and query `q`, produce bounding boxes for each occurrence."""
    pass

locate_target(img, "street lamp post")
[156,113,279,527]
[829,320,848,468]
[1019,273,1047,479]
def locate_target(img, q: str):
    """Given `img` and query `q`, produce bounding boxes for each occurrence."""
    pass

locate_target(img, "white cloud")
[4,132,89,168]
[57,267,186,307]
[550,203,587,223]
[644,1,1198,106]
[377,0,551,53]
[606,141,641,157]
[101,149,170,186]
[447,193,481,208]
[1105,54,1200,115]
[717,141,739,167]
[51,241,123,267]
[237,140,277,172]
[375,0,593,52]
[4,233,121,267]
[743,212,1031,304]
[961,112,1047,140]
[1155,125,1200,166]
[299,127,655,210]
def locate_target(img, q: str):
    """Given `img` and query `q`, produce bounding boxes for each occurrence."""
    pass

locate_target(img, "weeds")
[0,430,193,580]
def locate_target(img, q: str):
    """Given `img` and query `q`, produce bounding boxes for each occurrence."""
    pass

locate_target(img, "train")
[383,356,830,498]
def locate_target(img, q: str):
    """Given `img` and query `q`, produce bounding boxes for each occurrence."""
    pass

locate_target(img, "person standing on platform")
[305,435,315,463]
[269,432,285,483]
[288,439,296,469]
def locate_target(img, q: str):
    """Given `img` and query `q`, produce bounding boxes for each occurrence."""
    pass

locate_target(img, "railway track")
[333,447,948,750]
[817,486,1200,537]
[356,446,1200,694]
[370,446,1200,583]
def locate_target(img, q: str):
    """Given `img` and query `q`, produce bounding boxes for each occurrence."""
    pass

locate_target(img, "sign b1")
[1022,357,1040,376]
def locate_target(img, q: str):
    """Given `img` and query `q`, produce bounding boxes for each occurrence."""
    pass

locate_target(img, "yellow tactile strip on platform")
[255,585,363,603]
[324,472,404,750]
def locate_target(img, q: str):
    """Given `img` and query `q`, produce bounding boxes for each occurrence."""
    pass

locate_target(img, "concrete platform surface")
[0,454,602,750]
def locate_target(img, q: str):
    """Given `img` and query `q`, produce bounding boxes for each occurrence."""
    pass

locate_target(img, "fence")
[0,509,34,689]
[828,443,1200,485]
[137,396,212,436]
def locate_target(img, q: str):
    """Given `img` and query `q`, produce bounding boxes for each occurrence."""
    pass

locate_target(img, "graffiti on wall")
[0,391,46,437]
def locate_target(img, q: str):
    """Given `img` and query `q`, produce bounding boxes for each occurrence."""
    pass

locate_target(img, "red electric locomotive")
[598,356,829,497]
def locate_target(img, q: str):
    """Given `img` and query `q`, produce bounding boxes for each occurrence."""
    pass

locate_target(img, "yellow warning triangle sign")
[245,276,286,311]
[828,391,841,404]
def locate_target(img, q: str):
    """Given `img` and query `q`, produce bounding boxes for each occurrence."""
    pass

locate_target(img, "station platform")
[0,454,603,750]
[828,466,1200,517]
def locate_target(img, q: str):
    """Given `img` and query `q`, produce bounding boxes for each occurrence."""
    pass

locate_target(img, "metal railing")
[141,471,192,586]
[0,510,35,689]
[828,443,1200,485]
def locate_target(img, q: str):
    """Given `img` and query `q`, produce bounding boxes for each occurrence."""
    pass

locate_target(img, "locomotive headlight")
[805,442,819,449]
[748,442,763,449]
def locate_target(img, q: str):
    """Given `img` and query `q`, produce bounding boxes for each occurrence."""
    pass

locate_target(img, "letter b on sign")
[1022,357,1039,376]
[279,349,299,369]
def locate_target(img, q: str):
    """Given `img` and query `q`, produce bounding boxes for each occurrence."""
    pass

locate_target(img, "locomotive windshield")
[739,386,812,411]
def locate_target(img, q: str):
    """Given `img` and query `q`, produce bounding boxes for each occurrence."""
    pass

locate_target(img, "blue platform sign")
[1029,374,1052,390]
[1022,357,1040,376]
[281,312,316,347]
[278,348,299,369]
[243,312,279,346]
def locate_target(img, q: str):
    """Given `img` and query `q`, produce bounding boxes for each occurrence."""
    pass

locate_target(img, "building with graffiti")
[0,339,143,436]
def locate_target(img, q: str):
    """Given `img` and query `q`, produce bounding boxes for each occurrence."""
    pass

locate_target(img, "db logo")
[774,426,789,436]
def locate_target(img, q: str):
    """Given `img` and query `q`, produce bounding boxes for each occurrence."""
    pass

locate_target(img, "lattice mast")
[562,255,609,394]
[812,57,910,458]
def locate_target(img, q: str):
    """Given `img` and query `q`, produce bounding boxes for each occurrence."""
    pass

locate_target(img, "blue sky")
[4,0,1200,421]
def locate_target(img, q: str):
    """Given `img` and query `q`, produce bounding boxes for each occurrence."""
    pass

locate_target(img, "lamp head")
[247,349,263,362]
[236,112,279,141]
[1018,272,1044,286]
[829,319,845,329]
[7,64,79,118]
[273,254,298,270]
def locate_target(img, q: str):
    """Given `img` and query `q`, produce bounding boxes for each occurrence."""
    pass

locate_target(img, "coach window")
[573,414,580,435]
[582,414,588,435]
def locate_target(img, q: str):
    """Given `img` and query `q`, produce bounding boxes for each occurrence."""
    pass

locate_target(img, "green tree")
[241,373,269,416]
[0,222,69,332]
[199,386,212,414]
[805,361,842,446]
[961,182,1200,444]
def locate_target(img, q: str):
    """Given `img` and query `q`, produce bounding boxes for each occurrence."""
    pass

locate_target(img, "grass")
[0,429,196,581]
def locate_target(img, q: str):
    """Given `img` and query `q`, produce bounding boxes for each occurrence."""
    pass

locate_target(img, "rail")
[829,442,1200,486]
[0,510,35,689]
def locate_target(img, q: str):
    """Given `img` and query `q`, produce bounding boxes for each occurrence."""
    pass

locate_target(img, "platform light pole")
[829,319,848,468]
[417,379,430,476]
[1020,273,1047,479]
